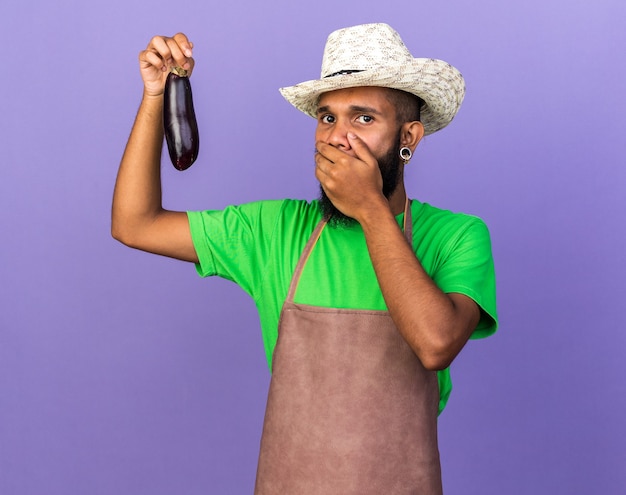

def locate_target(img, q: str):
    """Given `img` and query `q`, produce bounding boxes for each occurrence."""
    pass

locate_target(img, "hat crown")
[320,23,413,77]
[280,23,465,136]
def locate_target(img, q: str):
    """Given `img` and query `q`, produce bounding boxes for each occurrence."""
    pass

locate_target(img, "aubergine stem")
[169,66,188,77]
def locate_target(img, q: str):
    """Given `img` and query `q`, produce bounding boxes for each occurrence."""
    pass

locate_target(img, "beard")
[318,130,403,228]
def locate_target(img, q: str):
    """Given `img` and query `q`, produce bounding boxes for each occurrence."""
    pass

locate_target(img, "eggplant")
[163,67,199,170]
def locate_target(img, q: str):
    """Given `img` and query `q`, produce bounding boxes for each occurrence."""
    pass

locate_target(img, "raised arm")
[111,33,198,263]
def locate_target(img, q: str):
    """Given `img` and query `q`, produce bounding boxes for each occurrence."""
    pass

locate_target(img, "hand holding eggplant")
[139,33,194,97]
[138,33,199,170]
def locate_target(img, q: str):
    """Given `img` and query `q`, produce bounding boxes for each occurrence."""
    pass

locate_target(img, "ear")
[400,121,425,151]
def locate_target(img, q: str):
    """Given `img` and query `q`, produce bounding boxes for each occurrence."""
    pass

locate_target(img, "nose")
[324,120,351,151]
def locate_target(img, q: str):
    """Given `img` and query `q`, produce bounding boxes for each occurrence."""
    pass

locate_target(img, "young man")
[112,23,497,494]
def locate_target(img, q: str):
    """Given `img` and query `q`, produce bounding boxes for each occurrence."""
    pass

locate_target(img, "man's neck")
[388,183,408,216]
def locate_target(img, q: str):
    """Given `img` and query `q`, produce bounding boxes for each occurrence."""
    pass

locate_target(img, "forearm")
[359,207,478,370]
[110,33,198,262]
[111,93,165,244]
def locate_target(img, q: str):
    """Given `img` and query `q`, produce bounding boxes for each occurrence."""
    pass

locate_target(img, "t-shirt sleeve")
[186,200,284,297]
[432,217,498,339]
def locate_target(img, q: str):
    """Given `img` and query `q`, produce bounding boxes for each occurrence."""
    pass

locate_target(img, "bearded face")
[317,129,404,228]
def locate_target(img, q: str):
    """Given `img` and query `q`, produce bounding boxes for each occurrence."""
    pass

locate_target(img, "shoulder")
[276,198,322,218]
[244,198,322,225]
[193,199,323,243]
[412,200,485,225]
[189,198,320,223]
[412,200,490,239]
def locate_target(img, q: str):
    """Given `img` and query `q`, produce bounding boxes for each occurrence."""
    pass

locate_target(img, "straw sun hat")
[279,23,466,136]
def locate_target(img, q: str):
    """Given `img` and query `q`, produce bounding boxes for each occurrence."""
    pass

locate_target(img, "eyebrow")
[316,104,383,116]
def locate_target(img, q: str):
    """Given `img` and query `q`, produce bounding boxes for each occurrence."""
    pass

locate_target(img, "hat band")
[324,69,364,78]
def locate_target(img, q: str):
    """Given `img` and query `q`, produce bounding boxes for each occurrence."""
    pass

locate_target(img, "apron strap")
[403,196,413,242]
[285,219,327,303]
[286,199,413,304]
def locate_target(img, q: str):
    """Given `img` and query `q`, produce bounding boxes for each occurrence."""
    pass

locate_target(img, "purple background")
[1,0,624,493]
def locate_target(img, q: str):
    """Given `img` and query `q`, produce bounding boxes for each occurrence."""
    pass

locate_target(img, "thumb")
[347,133,376,166]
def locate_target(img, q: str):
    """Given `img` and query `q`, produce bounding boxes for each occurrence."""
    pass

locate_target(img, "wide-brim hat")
[279,23,466,136]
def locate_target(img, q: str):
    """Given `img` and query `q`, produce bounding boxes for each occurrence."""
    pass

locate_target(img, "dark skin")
[314,87,480,370]
[112,34,480,371]
[112,33,198,262]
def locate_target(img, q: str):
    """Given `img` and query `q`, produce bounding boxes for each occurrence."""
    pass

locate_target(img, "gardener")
[112,23,498,494]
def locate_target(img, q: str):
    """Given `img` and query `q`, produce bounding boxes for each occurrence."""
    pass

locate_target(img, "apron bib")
[255,201,442,494]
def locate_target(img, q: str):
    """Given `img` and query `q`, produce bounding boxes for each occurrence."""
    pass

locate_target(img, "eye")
[320,114,335,124]
[356,115,373,124]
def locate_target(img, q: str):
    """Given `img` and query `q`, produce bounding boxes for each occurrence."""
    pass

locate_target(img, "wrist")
[142,89,164,101]
[355,195,393,228]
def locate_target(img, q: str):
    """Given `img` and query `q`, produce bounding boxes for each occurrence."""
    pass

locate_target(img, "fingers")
[139,33,195,96]
[346,133,377,166]
[314,137,378,188]
[314,143,342,185]
[142,33,194,73]
[315,134,376,169]
[315,135,384,203]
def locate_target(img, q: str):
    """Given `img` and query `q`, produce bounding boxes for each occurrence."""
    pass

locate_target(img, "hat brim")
[279,58,465,136]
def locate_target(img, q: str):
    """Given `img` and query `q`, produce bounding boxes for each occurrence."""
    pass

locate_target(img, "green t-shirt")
[187,199,498,413]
